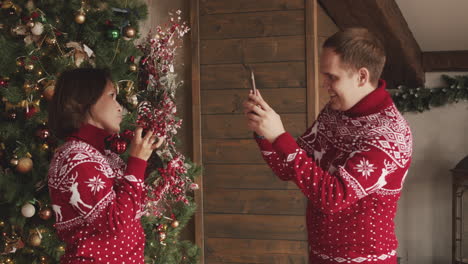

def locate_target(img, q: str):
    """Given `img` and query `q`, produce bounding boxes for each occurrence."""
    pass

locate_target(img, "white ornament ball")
[21,203,36,218]
[31,22,44,36]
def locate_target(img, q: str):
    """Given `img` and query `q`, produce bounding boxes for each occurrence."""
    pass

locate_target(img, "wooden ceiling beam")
[423,51,468,72]
[318,0,425,88]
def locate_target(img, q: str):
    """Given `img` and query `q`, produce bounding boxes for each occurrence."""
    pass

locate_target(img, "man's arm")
[259,132,406,214]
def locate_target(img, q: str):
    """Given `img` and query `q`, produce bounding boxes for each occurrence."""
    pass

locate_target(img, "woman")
[48,68,163,263]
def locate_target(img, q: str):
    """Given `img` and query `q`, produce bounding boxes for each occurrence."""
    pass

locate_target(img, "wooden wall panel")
[200,0,304,15]
[201,11,304,39]
[206,238,308,263]
[201,62,306,90]
[201,36,305,65]
[201,88,306,115]
[198,0,316,262]
[205,214,307,240]
[203,139,265,164]
[205,189,306,215]
[203,164,298,190]
[202,113,306,139]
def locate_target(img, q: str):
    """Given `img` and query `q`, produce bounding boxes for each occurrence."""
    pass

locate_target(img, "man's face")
[320,48,362,111]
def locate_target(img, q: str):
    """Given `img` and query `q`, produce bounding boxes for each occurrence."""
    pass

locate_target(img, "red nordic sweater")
[48,124,147,264]
[255,80,412,264]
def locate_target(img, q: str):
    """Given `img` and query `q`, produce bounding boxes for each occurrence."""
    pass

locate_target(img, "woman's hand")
[128,127,165,161]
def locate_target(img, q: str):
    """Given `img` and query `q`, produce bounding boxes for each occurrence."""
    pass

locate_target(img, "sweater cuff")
[253,132,274,151]
[272,132,300,155]
[126,157,147,180]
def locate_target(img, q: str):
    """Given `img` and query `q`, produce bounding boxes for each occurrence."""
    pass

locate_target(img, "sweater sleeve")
[64,155,147,233]
[256,132,404,214]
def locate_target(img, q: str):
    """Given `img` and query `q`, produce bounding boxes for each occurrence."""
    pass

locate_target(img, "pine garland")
[392,74,468,113]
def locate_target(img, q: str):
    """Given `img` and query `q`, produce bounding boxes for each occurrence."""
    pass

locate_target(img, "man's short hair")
[323,28,386,86]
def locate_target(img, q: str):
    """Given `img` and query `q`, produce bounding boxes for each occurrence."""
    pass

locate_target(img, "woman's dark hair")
[48,68,111,139]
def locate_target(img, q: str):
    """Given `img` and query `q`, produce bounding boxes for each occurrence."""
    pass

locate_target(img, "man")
[243,28,412,264]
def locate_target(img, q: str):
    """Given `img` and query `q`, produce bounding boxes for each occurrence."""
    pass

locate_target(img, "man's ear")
[357,67,370,86]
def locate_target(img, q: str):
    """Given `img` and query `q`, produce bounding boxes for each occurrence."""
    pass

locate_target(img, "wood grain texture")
[201,88,306,115]
[201,36,305,65]
[191,0,205,261]
[200,0,304,15]
[201,62,306,90]
[205,189,306,215]
[200,10,305,40]
[202,113,306,139]
[206,238,308,263]
[423,51,468,72]
[205,214,307,240]
[203,164,298,190]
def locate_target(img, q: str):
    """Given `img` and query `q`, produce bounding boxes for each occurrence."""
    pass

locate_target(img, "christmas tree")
[0,0,199,263]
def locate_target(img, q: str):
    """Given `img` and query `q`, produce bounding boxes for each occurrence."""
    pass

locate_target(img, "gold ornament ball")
[24,62,34,72]
[39,208,52,220]
[57,245,65,252]
[171,220,179,228]
[124,26,136,38]
[16,157,33,174]
[129,63,138,72]
[43,85,55,101]
[29,234,41,247]
[0,220,5,227]
[75,13,86,24]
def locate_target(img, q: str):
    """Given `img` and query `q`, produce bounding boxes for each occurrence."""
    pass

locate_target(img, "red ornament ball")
[110,137,127,154]
[36,127,50,140]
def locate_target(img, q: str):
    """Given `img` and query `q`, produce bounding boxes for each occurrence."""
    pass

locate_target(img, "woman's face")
[86,81,123,134]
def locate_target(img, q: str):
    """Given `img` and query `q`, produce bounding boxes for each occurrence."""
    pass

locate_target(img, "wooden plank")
[205,214,307,240]
[204,164,298,190]
[202,113,306,139]
[205,189,306,215]
[201,62,306,90]
[206,239,307,263]
[206,255,307,264]
[318,0,424,88]
[201,88,306,115]
[190,0,205,261]
[203,139,284,164]
[306,0,319,126]
[200,10,305,40]
[200,0,304,15]
[422,51,468,72]
[206,238,308,261]
[201,36,305,65]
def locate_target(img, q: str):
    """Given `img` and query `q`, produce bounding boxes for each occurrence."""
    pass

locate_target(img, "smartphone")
[250,69,257,94]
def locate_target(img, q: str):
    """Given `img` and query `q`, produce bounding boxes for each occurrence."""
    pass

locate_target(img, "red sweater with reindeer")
[48,124,147,264]
[255,80,412,264]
